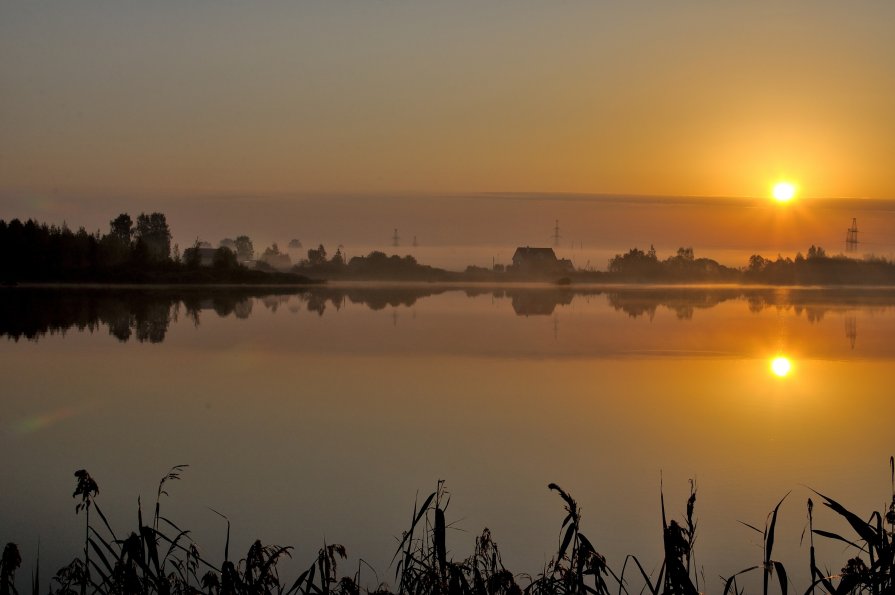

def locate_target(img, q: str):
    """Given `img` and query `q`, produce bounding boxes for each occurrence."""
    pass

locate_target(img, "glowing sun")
[772,182,797,202]
[770,356,792,378]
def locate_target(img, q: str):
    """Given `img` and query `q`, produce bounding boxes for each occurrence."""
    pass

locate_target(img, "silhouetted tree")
[608,247,660,277]
[807,245,827,260]
[748,254,768,273]
[263,243,281,257]
[135,212,171,262]
[213,247,239,270]
[184,240,202,269]
[109,213,133,245]
[331,247,345,267]
[307,244,327,266]
[260,243,292,269]
[235,235,254,261]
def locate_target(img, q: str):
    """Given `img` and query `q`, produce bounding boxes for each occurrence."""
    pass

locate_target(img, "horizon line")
[3,188,893,206]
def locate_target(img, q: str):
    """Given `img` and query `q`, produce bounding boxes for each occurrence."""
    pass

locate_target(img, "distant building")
[511,246,574,275]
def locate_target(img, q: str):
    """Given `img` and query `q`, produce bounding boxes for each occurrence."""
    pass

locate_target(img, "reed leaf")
[558,525,576,563]
[812,490,878,548]
[140,525,161,578]
[619,555,659,595]
[207,507,231,564]
[722,566,758,595]
[86,538,114,580]
[811,530,866,552]
[772,561,788,595]
[30,543,39,595]
[766,494,789,566]
[802,574,836,595]
[92,503,117,545]
[434,507,447,576]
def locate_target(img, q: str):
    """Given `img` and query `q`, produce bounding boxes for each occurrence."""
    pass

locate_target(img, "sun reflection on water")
[770,356,793,378]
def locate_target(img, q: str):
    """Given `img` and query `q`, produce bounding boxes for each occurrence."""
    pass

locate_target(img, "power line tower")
[845,315,857,350]
[553,219,561,247]
[846,218,858,253]
[392,228,400,248]
[412,235,418,248]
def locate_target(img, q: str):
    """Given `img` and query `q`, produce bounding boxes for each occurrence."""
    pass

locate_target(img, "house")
[511,247,574,276]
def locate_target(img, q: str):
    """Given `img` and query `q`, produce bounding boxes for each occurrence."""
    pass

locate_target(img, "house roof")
[513,246,557,259]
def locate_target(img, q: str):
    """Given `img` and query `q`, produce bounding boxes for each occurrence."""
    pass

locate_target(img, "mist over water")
[5,193,895,270]
[2,285,893,591]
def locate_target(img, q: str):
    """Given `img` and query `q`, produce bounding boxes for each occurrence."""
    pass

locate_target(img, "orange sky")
[1,2,894,201]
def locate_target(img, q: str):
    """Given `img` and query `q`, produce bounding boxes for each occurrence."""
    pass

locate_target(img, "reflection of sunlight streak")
[15,406,78,435]
[770,356,792,378]
[765,301,796,379]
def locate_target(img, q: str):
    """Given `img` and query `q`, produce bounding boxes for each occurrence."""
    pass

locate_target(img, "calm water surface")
[1,285,893,589]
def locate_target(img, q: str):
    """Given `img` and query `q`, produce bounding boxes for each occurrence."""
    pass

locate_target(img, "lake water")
[2,284,893,591]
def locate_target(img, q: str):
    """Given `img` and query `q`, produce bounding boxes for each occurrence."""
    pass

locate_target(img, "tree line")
[0,212,444,283]
[5,211,895,285]
[0,214,310,284]
[1,213,172,282]
[603,245,895,284]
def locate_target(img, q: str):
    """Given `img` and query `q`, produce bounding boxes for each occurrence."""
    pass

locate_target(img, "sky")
[2,1,895,260]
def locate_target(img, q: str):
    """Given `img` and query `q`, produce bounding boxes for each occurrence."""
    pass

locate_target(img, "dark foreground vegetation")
[3,461,895,595]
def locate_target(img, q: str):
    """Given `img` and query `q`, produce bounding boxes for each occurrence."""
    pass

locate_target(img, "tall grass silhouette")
[802,456,895,595]
[4,459,895,594]
[721,493,789,595]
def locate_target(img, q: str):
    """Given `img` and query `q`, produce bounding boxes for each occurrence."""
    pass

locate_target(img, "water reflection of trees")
[294,286,451,316]
[603,287,895,323]
[0,286,455,342]
[4,286,895,343]
[494,287,895,320]
[607,288,744,320]
[741,288,895,322]
[0,288,282,343]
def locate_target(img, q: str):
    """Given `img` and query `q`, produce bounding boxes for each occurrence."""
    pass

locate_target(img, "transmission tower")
[846,218,858,252]
[553,219,561,247]
[392,228,400,247]
[845,315,857,350]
